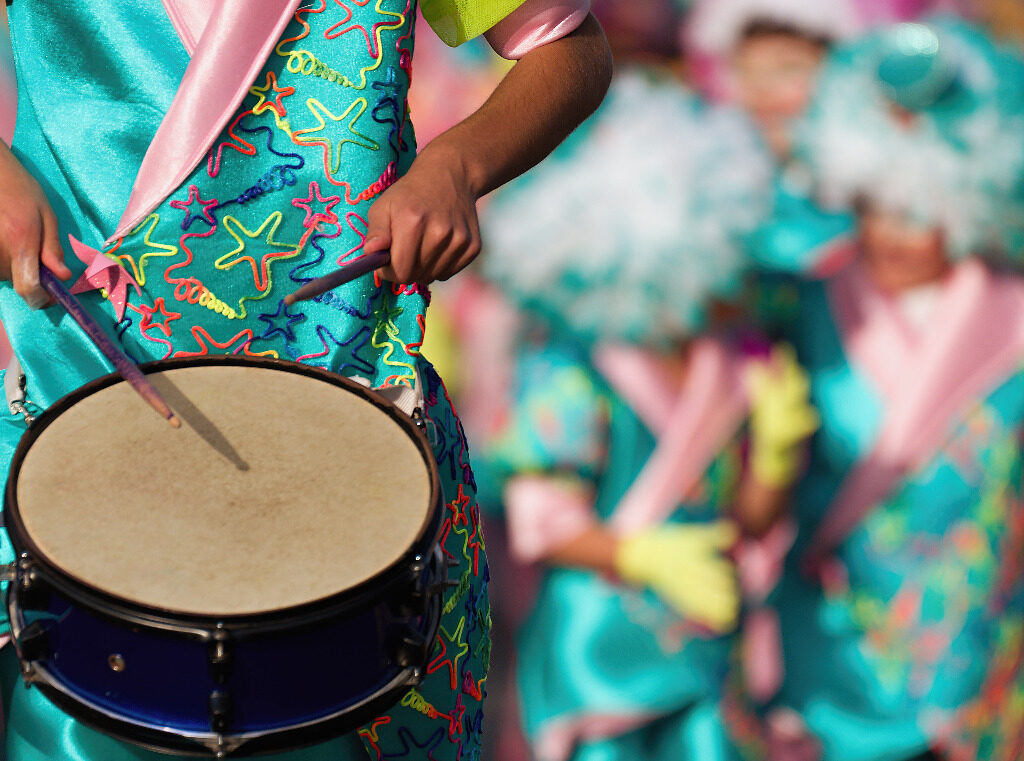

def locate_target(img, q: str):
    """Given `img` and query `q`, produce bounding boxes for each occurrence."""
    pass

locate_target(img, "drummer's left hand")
[363,142,482,285]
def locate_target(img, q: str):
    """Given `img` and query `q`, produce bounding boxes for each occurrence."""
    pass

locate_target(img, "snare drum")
[3,356,445,757]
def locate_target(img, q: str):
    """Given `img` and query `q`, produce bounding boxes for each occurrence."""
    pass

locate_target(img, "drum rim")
[4,355,444,633]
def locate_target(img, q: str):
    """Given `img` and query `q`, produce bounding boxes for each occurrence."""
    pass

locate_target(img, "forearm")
[542,525,619,573]
[420,13,612,198]
[733,475,791,538]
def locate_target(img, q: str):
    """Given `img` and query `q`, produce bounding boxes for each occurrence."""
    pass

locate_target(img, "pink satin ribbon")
[808,258,1024,563]
[110,0,303,243]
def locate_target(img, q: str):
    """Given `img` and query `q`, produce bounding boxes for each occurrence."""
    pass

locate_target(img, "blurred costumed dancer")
[765,18,1024,761]
[687,0,861,276]
[478,61,819,761]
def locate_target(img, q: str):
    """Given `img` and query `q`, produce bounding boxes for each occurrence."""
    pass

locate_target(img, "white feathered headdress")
[480,69,773,347]
[799,17,1024,260]
[687,0,863,56]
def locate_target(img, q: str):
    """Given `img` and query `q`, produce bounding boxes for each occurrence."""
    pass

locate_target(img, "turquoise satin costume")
[747,165,854,276]
[769,280,1024,761]
[1,2,493,759]
[485,339,745,761]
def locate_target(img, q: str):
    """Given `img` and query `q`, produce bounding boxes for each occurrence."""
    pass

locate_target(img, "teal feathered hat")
[480,68,774,347]
[798,16,1024,260]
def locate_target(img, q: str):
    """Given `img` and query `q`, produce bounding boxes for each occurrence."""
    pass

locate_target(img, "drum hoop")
[4,355,444,635]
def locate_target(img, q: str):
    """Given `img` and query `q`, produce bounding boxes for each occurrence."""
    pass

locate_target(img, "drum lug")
[208,689,233,734]
[17,620,50,663]
[207,625,233,685]
[394,627,430,669]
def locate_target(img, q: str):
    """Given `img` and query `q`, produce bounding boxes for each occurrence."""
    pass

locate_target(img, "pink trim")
[504,475,597,563]
[603,338,750,535]
[828,262,918,399]
[109,0,303,244]
[743,607,784,704]
[484,0,590,60]
[0,2,16,147]
[591,344,679,435]
[535,712,658,761]
[810,259,1024,560]
[160,0,214,55]
[735,521,795,704]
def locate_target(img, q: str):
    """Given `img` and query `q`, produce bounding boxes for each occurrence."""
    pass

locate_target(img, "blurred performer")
[478,51,818,761]
[765,18,1024,761]
[688,0,861,277]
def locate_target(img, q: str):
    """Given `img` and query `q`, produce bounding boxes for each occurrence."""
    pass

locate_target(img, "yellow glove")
[614,522,740,633]
[747,345,820,489]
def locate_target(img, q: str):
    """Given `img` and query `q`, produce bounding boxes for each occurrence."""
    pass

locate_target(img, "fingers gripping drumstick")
[284,250,391,306]
[39,267,181,428]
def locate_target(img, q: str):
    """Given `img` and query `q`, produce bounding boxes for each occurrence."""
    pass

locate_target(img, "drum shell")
[2,356,446,756]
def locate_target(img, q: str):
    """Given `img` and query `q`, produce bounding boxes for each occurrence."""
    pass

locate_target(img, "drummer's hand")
[0,141,72,308]
[363,142,481,285]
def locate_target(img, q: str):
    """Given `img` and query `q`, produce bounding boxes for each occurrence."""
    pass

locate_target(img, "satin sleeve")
[421,0,589,58]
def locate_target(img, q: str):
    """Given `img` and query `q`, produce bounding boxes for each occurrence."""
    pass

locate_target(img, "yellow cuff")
[420,0,529,46]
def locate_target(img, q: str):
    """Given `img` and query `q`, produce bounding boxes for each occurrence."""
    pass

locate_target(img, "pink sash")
[593,338,750,534]
[110,0,302,242]
[808,259,1024,561]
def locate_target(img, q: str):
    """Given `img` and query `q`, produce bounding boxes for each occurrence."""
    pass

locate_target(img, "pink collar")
[161,0,215,55]
[109,0,302,243]
[809,258,1024,559]
[594,339,750,534]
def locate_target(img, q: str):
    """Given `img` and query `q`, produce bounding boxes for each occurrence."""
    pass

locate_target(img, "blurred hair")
[739,18,834,49]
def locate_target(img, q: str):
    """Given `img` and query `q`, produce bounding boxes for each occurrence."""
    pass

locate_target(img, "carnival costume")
[768,18,1024,761]
[0,0,592,758]
[479,67,782,761]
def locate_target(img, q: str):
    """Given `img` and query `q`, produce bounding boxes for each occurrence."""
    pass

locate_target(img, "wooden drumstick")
[284,250,391,306]
[40,267,181,429]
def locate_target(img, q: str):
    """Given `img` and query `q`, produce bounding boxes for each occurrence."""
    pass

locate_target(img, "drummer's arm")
[364,12,613,284]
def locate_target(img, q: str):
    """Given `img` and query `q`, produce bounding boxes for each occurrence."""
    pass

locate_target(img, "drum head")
[12,362,435,617]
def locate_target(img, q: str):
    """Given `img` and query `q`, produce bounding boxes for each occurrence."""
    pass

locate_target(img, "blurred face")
[860,209,951,292]
[732,34,826,156]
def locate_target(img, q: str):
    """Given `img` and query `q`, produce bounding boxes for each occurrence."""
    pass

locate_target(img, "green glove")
[747,345,820,488]
[614,522,740,633]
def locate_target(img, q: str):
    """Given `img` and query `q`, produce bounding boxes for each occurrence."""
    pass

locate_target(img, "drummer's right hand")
[0,140,72,308]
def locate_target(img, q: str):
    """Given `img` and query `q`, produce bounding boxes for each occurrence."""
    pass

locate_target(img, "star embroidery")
[248,71,295,120]
[137,297,181,337]
[427,617,469,690]
[216,212,300,293]
[169,185,219,230]
[68,235,140,322]
[379,726,444,761]
[291,97,378,181]
[292,181,341,229]
[258,299,305,343]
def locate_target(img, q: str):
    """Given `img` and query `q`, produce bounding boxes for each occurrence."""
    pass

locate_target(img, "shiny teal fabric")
[1,2,493,759]
[2,1,190,416]
[746,169,855,276]
[483,340,743,761]
[772,279,1024,761]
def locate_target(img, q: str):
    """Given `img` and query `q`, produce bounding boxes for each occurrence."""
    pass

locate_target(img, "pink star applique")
[68,235,140,322]
[292,181,341,229]
[169,184,219,230]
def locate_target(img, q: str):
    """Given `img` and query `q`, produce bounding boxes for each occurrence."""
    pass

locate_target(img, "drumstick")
[39,267,181,429]
[283,250,391,306]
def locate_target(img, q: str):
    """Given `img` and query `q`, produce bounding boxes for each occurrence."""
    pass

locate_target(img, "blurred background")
[410,2,1024,760]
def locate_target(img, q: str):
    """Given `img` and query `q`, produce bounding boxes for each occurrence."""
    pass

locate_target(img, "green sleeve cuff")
[420,0,528,46]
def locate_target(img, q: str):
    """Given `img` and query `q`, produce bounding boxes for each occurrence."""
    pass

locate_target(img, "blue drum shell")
[19,583,423,736]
